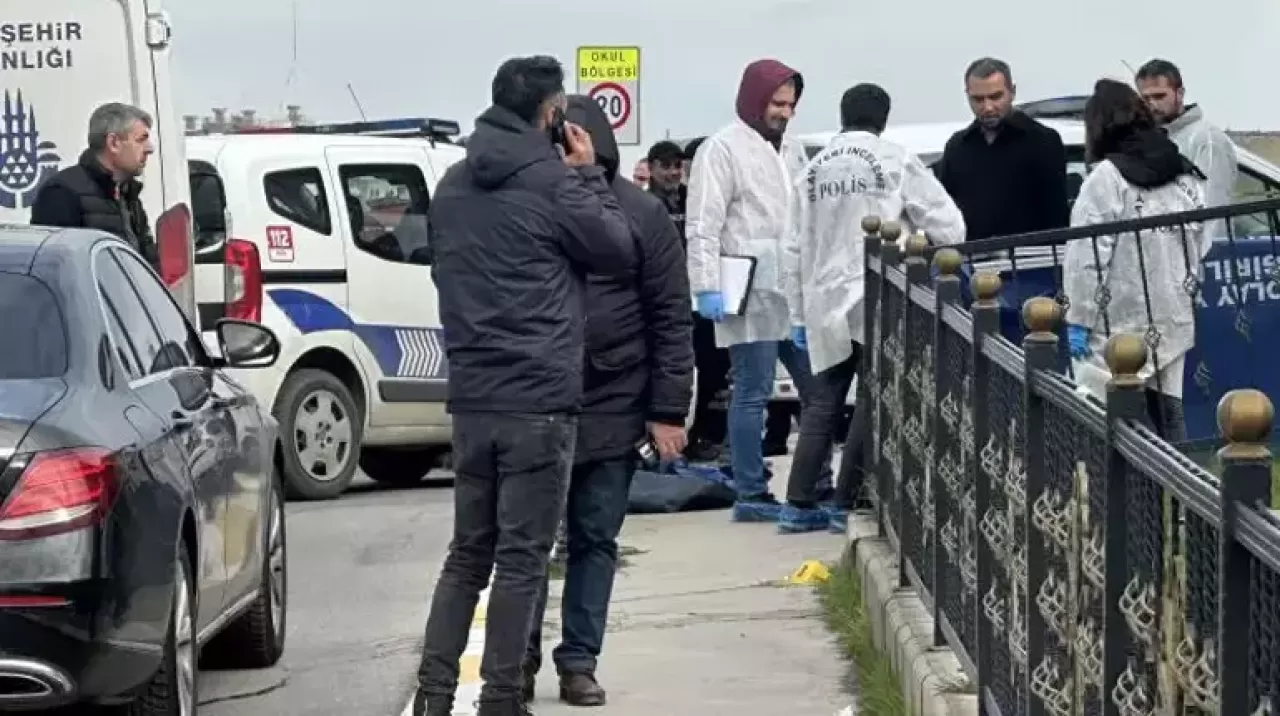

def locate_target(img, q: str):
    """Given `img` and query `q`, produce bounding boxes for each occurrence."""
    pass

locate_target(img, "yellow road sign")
[576,46,640,83]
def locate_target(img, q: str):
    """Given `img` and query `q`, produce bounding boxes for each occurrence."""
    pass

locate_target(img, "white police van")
[187,118,465,500]
[0,0,197,318]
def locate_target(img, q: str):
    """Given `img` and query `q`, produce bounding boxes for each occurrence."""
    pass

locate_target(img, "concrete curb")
[846,514,978,716]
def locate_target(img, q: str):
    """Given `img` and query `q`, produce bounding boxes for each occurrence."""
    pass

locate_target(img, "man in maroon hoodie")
[686,59,828,522]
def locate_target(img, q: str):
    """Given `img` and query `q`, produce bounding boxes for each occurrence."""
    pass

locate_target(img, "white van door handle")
[145,12,173,49]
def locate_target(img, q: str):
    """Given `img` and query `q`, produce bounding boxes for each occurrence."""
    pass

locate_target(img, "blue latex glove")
[1067,324,1091,358]
[790,326,807,350]
[695,291,725,322]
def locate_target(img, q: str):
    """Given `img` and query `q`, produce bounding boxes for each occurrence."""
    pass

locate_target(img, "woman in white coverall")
[778,83,965,534]
[1064,79,1207,443]
[686,58,819,523]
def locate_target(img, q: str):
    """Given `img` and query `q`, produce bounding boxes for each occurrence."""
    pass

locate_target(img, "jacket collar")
[78,149,143,199]
[1164,104,1204,136]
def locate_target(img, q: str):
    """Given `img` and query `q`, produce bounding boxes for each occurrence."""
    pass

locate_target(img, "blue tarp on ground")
[627,462,737,514]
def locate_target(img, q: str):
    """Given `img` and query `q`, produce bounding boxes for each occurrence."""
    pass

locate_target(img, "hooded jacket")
[564,95,694,460]
[31,150,157,268]
[686,59,809,348]
[1164,105,1238,209]
[1064,127,1207,400]
[428,104,635,414]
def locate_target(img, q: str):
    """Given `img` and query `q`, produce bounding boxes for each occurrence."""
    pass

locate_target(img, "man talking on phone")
[523,95,693,707]
[411,55,636,716]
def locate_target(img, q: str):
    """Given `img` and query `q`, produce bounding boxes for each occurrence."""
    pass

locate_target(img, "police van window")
[338,164,433,265]
[112,248,203,371]
[1231,167,1280,237]
[264,168,332,235]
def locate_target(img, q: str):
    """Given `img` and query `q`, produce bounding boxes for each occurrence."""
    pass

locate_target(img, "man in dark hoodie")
[686,59,827,522]
[522,95,694,708]
[411,55,636,716]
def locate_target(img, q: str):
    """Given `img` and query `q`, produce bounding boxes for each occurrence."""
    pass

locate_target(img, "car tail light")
[0,448,120,541]
[156,204,193,287]
[225,238,263,322]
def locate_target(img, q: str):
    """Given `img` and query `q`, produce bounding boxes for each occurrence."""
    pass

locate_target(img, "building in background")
[184,105,308,135]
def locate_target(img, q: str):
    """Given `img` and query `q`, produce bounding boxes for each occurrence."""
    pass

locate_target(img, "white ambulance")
[186,119,464,500]
[0,1,196,317]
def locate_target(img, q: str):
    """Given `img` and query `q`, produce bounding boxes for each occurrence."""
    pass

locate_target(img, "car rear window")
[0,272,66,379]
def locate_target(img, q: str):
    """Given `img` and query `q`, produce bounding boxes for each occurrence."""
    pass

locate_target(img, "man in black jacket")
[933,57,1069,343]
[412,56,636,716]
[31,102,158,267]
[524,96,694,707]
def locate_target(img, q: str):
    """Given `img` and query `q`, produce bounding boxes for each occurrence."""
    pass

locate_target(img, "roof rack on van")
[231,117,462,144]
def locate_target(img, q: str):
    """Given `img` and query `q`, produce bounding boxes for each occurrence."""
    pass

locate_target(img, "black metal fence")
[861,209,1280,716]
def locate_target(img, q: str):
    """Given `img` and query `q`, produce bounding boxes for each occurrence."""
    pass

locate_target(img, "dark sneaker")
[778,504,828,534]
[559,671,607,706]
[732,494,782,522]
[477,698,534,715]
[521,661,538,703]
[411,690,453,716]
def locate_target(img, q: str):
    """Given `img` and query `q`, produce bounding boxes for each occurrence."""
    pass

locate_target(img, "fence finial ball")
[972,271,1001,302]
[1102,334,1147,378]
[905,233,928,256]
[1021,297,1061,335]
[1217,389,1274,445]
[861,216,882,235]
[880,220,902,242]
[933,248,962,276]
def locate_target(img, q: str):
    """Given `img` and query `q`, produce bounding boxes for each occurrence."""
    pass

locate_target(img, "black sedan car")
[0,227,287,714]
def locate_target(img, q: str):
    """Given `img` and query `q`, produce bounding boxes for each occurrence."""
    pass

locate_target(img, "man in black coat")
[412,56,636,716]
[31,102,158,268]
[523,95,694,707]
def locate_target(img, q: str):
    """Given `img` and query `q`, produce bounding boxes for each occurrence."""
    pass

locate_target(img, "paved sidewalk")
[525,463,853,716]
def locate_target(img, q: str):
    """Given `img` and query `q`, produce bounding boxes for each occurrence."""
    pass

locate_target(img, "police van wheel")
[274,369,362,501]
[359,447,449,487]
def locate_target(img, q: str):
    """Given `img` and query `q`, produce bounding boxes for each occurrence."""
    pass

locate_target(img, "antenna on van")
[281,0,299,96]
[346,83,369,121]
[1120,59,1137,75]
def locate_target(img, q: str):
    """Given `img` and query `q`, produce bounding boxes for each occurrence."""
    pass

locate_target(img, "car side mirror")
[215,319,281,368]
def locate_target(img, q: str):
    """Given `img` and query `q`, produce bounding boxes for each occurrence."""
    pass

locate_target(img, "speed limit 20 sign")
[576,46,640,146]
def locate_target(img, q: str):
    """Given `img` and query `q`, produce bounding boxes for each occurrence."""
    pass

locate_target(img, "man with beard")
[934,57,1069,343]
[524,96,693,707]
[1135,58,1238,209]
[686,58,825,522]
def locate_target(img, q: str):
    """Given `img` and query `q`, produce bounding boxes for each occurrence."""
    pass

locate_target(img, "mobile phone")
[635,436,660,469]
[548,107,568,149]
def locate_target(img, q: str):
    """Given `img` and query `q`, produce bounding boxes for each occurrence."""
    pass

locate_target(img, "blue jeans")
[526,456,635,675]
[726,340,822,499]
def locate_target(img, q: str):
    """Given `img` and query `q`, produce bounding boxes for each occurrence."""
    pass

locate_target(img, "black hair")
[1083,78,1157,162]
[1135,58,1183,89]
[964,57,1013,88]
[647,140,684,164]
[490,55,565,124]
[683,136,707,161]
[840,83,891,133]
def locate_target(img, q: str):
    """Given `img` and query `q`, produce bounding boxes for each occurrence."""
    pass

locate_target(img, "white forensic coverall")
[781,130,966,375]
[686,119,809,347]
[1164,105,1238,209]
[1064,161,1207,401]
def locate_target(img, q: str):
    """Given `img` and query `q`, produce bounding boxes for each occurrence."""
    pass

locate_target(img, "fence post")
[878,221,903,569]
[862,216,884,538]
[1020,297,1063,716]
[931,247,963,648]
[970,270,1001,711]
[901,232,930,588]
[1216,388,1274,716]
[1101,334,1150,716]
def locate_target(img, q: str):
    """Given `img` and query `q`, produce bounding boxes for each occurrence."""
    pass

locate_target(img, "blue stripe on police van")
[266,288,447,380]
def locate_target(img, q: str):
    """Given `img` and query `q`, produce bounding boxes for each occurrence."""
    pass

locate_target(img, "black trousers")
[689,313,729,444]
[784,342,866,508]
[416,412,575,704]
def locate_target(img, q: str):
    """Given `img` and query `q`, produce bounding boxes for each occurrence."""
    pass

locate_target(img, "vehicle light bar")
[231,117,461,140]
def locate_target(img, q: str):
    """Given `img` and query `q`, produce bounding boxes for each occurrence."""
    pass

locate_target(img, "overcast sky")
[170,0,1279,143]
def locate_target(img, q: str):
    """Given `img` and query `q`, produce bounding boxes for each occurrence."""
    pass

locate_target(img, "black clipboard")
[719,254,757,316]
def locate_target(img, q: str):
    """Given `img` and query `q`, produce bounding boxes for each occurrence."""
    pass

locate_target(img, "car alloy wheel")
[175,556,196,716]
[267,486,286,639]
[292,388,353,481]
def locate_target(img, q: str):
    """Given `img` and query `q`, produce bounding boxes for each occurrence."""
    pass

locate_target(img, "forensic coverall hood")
[735,59,803,137]
[464,105,561,190]
[566,94,621,182]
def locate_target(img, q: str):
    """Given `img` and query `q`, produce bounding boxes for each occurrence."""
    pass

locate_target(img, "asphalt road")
[199,472,454,716]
